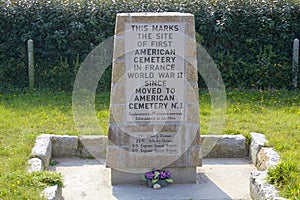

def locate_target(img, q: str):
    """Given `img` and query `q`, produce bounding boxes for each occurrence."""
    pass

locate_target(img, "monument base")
[111,167,197,185]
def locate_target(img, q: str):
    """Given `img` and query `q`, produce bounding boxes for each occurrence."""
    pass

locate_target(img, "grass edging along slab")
[28,133,285,200]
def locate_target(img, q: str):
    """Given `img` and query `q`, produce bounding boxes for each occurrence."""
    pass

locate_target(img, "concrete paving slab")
[50,158,255,200]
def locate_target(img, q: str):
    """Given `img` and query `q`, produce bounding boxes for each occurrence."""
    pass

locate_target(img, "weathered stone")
[113,37,124,60]
[115,14,130,35]
[185,36,197,58]
[182,15,196,36]
[42,185,62,200]
[156,124,182,132]
[189,145,202,166]
[201,135,246,158]
[110,83,125,104]
[167,152,186,167]
[256,147,280,171]
[111,168,147,185]
[27,158,43,173]
[111,61,125,83]
[250,171,286,200]
[31,134,52,168]
[191,127,201,145]
[250,132,268,165]
[51,135,78,157]
[187,103,200,123]
[170,167,197,183]
[186,59,198,82]
[59,133,255,163]
[129,12,181,23]
[125,125,154,133]
[109,105,124,124]
[106,146,127,168]
[185,83,199,103]
[107,12,201,185]
[153,183,161,190]
[108,125,130,147]
[79,135,107,159]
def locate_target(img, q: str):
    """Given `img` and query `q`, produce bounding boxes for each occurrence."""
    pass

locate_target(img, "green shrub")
[0,0,299,91]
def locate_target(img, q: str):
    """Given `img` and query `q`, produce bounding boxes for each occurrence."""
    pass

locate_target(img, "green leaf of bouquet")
[154,171,160,179]
[166,178,174,183]
[152,179,158,184]
[141,175,147,181]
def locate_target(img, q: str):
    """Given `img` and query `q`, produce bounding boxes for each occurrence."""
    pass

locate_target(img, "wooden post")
[292,38,299,89]
[28,39,34,89]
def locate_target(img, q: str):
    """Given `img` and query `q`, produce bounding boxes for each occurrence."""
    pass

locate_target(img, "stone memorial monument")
[106,12,201,185]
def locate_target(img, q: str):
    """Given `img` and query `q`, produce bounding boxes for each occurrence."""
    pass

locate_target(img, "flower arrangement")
[141,169,173,189]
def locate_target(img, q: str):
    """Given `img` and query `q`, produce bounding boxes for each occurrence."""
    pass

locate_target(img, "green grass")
[0,90,299,199]
[201,89,300,199]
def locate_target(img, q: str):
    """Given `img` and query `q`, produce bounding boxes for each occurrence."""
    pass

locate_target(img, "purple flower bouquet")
[141,169,173,188]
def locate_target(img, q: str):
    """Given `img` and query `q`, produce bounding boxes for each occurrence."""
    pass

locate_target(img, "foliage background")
[0,0,300,91]
[0,1,299,198]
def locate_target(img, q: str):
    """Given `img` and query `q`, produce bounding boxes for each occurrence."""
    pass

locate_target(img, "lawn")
[0,90,299,199]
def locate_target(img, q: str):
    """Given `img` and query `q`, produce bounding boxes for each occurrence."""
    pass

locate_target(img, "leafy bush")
[0,0,299,91]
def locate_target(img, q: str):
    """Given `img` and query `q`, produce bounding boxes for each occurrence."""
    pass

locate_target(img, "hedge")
[0,0,299,91]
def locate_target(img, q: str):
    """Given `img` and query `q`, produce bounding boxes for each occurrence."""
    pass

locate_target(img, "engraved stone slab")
[107,12,201,184]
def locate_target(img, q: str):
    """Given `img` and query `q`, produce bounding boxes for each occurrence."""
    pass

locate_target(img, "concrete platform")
[50,158,255,200]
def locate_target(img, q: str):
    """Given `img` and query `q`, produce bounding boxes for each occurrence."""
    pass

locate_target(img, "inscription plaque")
[125,23,185,122]
[129,132,180,155]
